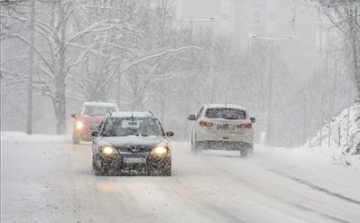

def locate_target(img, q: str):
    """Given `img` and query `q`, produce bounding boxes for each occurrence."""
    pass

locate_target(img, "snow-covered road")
[2,133,360,223]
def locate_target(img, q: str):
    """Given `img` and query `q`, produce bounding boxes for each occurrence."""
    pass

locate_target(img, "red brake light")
[199,121,214,127]
[237,123,252,129]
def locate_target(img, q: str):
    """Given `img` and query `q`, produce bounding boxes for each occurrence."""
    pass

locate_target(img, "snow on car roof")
[82,102,118,107]
[204,104,246,110]
[109,111,154,118]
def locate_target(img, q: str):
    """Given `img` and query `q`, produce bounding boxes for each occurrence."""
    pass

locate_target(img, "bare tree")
[313,0,360,100]
[2,0,126,133]
[1,0,202,134]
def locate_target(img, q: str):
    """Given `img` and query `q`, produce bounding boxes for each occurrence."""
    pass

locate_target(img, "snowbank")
[1,131,70,142]
[305,102,360,169]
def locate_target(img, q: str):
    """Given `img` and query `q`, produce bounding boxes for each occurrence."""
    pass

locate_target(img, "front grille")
[117,146,150,153]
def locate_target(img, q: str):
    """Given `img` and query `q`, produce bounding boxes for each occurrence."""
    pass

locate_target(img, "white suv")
[188,104,256,157]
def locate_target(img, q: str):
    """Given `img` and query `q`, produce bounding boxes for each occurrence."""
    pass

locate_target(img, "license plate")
[123,157,146,164]
[217,124,229,130]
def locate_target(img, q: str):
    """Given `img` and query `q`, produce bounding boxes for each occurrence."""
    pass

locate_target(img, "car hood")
[98,136,168,148]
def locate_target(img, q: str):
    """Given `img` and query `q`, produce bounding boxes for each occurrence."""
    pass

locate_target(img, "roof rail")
[148,111,154,116]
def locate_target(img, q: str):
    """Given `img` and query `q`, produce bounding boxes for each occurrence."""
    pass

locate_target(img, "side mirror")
[166,131,174,137]
[91,131,99,137]
[71,113,77,118]
[250,117,256,123]
[188,114,196,121]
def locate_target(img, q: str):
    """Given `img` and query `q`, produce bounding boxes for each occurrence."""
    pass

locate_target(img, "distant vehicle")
[71,102,119,144]
[188,104,256,157]
[91,111,173,176]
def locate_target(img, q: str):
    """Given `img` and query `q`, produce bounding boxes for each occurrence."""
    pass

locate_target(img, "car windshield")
[83,106,116,117]
[101,117,164,137]
[205,108,246,120]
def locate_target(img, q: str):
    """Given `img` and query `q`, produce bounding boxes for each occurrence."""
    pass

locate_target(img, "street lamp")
[172,17,219,22]
[249,34,297,145]
[166,16,219,36]
[167,16,219,103]
[249,34,297,40]
[167,16,219,23]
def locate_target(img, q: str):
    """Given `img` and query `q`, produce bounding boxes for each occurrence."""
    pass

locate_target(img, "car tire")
[194,141,202,155]
[73,135,80,144]
[191,139,195,154]
[191,138,202,155]
[241,144,254,158]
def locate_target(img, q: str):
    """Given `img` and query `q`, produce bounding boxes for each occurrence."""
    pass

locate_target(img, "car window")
[101,117,164,137]
[205,108,247,120]
[83,106,117,117]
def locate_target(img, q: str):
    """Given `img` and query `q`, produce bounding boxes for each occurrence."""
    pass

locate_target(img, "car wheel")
[191,137,202,155]
[193,141,202,155]
[241,144,254,158]
[191,139,196,154]
[73,135,80,144]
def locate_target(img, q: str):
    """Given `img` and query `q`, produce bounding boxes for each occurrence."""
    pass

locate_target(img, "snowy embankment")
[305,102,360,169]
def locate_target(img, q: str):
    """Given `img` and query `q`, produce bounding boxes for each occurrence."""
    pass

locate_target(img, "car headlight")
[150,146,168,159]
[75,121,84,130]
[102,146,114,155]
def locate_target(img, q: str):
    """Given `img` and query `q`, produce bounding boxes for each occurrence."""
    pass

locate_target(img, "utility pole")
[267,41,274,145]
[26,0,35,134]
[166,16,218,103]
[209,49,215,103]
[303,92,307,143]
[116,71,122,109]
[345,71,353,145]
[209,17,216,104]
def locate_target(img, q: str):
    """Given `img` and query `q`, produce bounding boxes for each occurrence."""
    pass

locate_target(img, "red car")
[71,102,119,144]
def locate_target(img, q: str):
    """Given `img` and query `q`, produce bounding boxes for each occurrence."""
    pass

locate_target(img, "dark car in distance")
[91,111,173,176]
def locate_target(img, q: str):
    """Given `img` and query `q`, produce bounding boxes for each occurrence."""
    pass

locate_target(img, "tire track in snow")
[271,170,360,206]
[206,204,247,223]
[199,156,354,223]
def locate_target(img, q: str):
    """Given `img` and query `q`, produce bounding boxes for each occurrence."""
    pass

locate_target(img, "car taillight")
[237,123,252,129]
[199,121,214,127]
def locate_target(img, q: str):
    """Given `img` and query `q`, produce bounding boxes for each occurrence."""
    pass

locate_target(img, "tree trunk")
[54,0,67,134]
[53,82,66,134]
[26,0,35,134]
[351,36,360,100]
